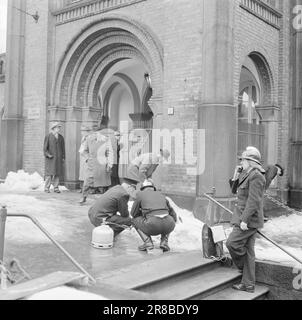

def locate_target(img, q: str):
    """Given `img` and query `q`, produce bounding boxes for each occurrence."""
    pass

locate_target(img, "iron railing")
[203,193,302,266]
[0,205,96,284]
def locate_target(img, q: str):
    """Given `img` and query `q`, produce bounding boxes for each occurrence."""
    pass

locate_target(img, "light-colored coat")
[79,135,89,181]
[81,131,113,187]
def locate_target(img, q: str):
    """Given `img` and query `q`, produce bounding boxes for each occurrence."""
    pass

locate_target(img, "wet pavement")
[1,190,174,281]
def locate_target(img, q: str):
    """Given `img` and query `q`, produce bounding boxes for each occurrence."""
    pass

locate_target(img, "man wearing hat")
[226,146,266,293]
[43,122,65,193]
[78,125,92,192]
[131,179,177,252]
[126,149,171,184]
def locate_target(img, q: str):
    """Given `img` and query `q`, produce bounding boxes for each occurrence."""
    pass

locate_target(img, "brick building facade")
[0,0,301,209]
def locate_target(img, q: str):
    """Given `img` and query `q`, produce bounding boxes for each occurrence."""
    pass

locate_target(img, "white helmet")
[141,179,156,191]
[239,146,262,165]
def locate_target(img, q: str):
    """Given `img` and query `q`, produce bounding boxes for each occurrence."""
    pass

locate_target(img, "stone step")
[138,267,242,300]
[203,285,269,300]
[97,251,218,290]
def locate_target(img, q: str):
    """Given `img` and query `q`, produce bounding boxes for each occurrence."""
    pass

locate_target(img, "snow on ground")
[0,194,85,243]
[126,198,204,252]
[0,170,68,192]
[2,190,301,266]
[255,214,302,267]
[1,170,302,266]
[26,286,108,300]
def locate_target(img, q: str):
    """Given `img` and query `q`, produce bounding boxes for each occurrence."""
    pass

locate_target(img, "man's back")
[89,185,129,217]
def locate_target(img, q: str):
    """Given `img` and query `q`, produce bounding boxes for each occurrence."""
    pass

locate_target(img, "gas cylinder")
[91,224,114,249]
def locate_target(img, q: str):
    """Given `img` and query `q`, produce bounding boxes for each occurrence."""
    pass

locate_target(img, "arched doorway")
[50,16,163,187]
[238,54,276,165]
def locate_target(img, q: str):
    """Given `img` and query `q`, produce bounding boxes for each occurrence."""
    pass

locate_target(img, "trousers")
[226,226,258,286]
[45,175,60,190]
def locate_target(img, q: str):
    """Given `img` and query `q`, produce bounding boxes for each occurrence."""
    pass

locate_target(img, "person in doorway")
[88,178,136,237]
[79,120,113,204]
[43,122,65,193]
[110,131,123,187]
[78,125,92,193]
[126,149,170,184]
[264,163,284,190]
[131,179,177,252]
[226,146,266,293]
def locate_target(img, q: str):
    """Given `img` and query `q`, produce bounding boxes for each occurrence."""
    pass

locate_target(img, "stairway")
[96,251,269,300]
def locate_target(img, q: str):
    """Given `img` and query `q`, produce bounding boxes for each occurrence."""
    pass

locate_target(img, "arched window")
[238,60,265,159]
[0,61,3,75]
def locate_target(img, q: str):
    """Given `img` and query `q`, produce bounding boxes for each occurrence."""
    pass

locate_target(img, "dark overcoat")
[43,133,65,177]
[231,168,266,230]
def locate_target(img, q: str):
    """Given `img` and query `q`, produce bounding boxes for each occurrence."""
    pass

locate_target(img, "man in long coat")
[43,122,65,193]
[79,124,113,204]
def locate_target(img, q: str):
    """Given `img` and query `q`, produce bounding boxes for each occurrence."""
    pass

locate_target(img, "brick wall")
[51,0,202,194]
[22,0,52,176]
[20,0,292,197]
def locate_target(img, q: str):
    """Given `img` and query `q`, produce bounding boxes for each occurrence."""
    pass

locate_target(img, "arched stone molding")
[51,14,164,111]
[69,33,152,106]
[87,50,149,107]
[237,48,279,166]
[236,44,277,106]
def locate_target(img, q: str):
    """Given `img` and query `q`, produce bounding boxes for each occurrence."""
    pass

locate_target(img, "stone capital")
[256,105,280,122]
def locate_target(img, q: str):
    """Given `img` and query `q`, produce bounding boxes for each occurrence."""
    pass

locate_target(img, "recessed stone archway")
[51,14,164,109]
[238,51,279,167]
[50,14,164,188]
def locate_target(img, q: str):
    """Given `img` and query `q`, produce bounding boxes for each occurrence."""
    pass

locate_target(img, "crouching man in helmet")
[226,146,266,293]
[131,179,177,252]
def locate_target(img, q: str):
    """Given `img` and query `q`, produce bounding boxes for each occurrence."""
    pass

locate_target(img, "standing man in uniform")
[226,147,266,293]
[43,122,65,193]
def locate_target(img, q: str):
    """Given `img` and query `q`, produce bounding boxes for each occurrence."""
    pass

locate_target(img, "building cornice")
[53,0,147,26]
[240,0,282,30]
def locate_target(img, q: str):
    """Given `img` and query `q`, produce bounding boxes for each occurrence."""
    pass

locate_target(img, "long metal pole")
[0,205,7,262]
[203,193,302,266]
[7,213,96,284]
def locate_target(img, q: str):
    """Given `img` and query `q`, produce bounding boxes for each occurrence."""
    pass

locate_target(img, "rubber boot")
[160,234,170,252]
[135,229,154,251]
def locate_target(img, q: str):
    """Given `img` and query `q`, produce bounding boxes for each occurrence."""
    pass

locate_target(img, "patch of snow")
[0,170,68,192]
[1,188,302,266]
[27,286,108,300]
[0,194,86,243]
[126,197,203,252]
